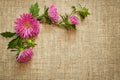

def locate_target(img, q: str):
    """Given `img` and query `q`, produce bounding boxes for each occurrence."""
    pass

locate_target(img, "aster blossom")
[48,4,59,22]
[17,47,33,63]
[14,13,40,38]
[68,15,79,25]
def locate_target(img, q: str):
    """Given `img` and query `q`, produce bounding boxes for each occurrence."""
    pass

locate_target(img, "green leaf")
[30,2,39,18]
[71,6,76,12]
[8,37,19,49]
[44,6,49,14]
[72,25,76,29]
[44,6,52,24]
[17,38,23,48]
[37,6,52,24]
[78,3,82,8]
[0,32,16,38]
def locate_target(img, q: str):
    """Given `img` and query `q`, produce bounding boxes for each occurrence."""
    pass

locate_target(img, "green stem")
[18,47,24,53]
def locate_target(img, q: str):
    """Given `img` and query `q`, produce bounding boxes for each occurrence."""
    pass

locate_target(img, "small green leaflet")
[0,32,16,38]
[30,2,39,18]
[17,37,23,48]
[8,37,22,49]
[71,6,76,12]
[37,6,52,24]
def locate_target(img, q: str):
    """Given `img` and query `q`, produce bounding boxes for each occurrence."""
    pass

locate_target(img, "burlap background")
[0,0,120,80]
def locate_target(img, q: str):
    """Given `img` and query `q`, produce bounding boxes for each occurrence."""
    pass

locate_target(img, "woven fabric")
[0,0,120,80]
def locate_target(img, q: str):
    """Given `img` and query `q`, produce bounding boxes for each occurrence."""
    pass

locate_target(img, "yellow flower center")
[24,23,30,28]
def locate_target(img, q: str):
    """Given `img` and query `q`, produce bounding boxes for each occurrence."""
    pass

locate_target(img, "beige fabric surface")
[0,0,120,80]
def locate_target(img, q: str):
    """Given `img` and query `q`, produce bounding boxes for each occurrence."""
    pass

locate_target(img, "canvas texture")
[0,0,120,80]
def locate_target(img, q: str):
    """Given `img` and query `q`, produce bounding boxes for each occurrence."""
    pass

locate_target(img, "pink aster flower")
[14,13,40,38]
[48,4,59,22]
[17,47,33,63]
[68,15,79,25]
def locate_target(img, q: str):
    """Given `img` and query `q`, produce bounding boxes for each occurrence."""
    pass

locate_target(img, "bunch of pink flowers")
[15,4,79,63]
[1,2,89,63]
[14,13,40,63]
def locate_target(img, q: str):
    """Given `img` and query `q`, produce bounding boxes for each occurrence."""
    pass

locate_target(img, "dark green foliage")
[8,37,20,49]
[30,2,39,18]
[0,32,16,38]
[38,6,52,24]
